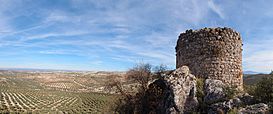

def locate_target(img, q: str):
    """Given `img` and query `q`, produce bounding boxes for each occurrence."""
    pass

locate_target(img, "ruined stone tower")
[176,27,243,88]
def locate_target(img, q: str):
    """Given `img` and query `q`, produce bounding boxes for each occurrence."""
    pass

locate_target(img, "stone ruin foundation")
[176,27,243,88]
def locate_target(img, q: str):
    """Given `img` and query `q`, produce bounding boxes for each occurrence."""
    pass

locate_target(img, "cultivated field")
[0,70,124,113]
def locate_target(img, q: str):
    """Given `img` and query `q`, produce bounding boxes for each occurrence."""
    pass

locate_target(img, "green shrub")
[223,85,239,100]
[244,75,273,111]
[196,78,205,99]
[253,75,273,110]
[254,76,273,102]
[243,84,256,95]
[196,78,207,113]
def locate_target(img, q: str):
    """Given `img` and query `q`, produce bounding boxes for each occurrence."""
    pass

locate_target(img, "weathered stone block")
[143,66,198,114]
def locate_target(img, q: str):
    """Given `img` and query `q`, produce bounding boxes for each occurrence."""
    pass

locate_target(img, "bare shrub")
[105,75,125,95]
[106,63,169,113]
[126,63,152,92]
[153,64,168,79]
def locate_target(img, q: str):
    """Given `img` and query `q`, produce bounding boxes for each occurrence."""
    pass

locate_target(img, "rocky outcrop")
[239,103,269,114]
[208,98,268,114]
[237,93,257,105]
[204,79,267,114]
[207,94,272,114]
[207,94,263,114]
[208,97,242,114]
[143,68,270,113]
[143,66,198,114]
[204,79,226,104]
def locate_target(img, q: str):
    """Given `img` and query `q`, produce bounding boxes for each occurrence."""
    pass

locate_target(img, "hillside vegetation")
[243,73,271,85]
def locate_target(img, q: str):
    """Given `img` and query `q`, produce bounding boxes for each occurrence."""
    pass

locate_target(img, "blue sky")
[0,0,273,72]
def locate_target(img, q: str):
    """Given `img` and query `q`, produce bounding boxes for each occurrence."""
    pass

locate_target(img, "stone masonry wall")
[176,27,243,88]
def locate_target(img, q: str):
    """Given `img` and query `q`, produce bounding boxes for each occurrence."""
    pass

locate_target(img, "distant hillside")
[243,71,260,74]
[0,68,85,72]
[243,73,272,85]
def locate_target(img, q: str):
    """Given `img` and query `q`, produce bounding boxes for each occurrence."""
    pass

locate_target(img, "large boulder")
[208,97,242,114]
[237,93,257,105]
[204,79,226,104]
[143,66,198,114]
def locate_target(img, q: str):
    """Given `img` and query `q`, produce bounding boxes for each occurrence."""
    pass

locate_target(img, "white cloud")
[208,0,225,19]
[1,0,213,68]
[3,0,264,71]
[39,50,81,55]
[24,30,89,41]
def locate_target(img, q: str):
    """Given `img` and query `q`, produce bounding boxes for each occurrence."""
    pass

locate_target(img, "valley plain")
[0,70,125,113]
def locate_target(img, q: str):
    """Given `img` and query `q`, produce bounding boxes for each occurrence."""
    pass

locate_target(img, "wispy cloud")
[38,49,81,55]
[208,0,225,19]
[1,0,272,72]
[23,31,89,41]
[0,0,228,70]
